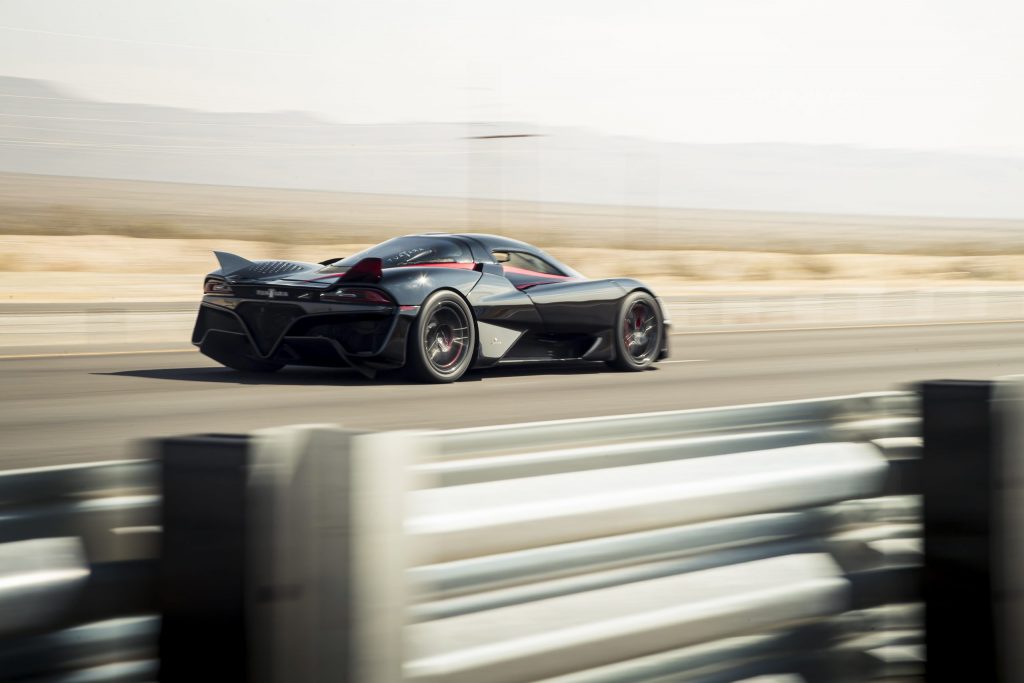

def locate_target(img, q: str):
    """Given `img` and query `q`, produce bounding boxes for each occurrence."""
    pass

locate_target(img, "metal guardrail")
[417,393,918,487]
[410,442,890,562]
[402,396,921,683]
[150,391,924,683]
[410,495,922,623]
[0,459,159,681]
[0,388,948,681]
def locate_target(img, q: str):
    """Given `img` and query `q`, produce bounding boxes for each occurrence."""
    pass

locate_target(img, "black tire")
[608,291,663,371]
[217,355,285,373]
[407,291,476,383]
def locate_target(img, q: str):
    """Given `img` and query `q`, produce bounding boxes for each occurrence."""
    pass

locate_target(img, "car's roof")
[408,232,586,279]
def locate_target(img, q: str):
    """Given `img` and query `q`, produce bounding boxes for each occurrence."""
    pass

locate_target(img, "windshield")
[318,236,472,272]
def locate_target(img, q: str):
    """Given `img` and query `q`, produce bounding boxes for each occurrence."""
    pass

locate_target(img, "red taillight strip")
[395,262,477,270]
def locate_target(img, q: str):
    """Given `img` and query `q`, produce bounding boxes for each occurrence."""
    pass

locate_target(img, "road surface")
[2,319,1021,468]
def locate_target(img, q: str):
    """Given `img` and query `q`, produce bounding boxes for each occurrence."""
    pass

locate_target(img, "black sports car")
[193,233,670,382]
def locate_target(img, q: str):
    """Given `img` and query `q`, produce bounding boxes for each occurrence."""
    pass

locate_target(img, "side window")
[493,250,565,276]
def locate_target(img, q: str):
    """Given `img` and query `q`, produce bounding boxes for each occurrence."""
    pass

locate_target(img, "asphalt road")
[2,320,1022,469]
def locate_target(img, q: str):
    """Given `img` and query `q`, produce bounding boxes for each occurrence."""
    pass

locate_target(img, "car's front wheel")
[608,291,663,371]
[406,291,476,383]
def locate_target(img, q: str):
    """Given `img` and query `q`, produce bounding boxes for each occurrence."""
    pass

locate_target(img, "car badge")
[256,288,289,299]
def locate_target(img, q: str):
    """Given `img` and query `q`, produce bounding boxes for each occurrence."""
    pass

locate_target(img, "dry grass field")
[3,172,1024,302]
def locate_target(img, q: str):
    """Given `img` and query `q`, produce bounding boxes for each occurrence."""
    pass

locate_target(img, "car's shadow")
[95,362,619,387]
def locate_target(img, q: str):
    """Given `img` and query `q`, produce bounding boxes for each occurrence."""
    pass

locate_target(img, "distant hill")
[1,75,1023,219]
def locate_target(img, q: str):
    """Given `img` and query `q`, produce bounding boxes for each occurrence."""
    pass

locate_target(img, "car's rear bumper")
[192,299,418,373]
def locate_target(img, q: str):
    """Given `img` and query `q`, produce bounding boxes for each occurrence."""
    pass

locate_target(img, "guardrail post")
[994,378,1024,682]
[248,426,412,683]
[157,428,414,683]
[158,434,251,683]
[921,380,997,682]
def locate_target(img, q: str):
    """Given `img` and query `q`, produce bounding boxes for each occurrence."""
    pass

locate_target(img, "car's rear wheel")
[216,355,285,373]
[608,291,663,371]
[407,291,476,383]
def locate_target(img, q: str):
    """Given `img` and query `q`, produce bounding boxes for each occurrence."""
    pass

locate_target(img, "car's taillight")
[204,279,233,295]
[321,288,392,305]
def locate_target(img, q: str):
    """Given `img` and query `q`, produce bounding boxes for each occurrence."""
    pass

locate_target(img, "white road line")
[660,359,708,364]
[671,318,1024,336]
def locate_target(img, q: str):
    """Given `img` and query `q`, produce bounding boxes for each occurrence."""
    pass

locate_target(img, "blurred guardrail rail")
[404,394,923,683]
[0,459,160,682]
[156,392,924,683]
[10,381,1024,682]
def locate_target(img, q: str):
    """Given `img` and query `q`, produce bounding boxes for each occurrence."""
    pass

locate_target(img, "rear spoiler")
[213,251,254,276]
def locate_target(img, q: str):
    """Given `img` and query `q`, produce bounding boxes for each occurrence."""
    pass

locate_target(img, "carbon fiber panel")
[235,303,305,355]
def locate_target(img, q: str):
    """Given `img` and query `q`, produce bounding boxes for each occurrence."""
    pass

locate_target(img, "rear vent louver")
[231,261,306,279]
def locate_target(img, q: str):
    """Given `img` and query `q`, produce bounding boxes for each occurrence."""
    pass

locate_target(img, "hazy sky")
[2,0,1022,154]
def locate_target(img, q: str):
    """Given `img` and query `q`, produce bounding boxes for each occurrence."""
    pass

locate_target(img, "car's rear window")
[318,236,472,272]
[494,250,566,276]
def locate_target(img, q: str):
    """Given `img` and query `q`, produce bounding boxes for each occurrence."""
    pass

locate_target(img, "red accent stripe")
[395,262,477,270]
[307,262,474,282]
[307,262,568,283]
[501,265,572,279]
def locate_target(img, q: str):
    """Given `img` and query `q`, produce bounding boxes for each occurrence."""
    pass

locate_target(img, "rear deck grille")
[235,303,305,354]
[231,261,306,278]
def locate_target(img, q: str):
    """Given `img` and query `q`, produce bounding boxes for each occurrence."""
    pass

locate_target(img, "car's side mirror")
[493,251,511,263]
